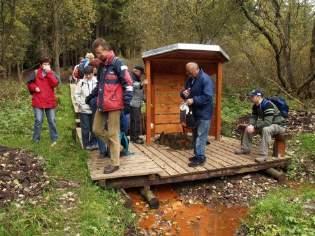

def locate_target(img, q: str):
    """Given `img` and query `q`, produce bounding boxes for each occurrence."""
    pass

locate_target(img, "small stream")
[128,185,248,236]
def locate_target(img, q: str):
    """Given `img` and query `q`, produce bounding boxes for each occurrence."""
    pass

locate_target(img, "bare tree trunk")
[283,46,296,90]
[53,1,61,76]
[283,8,296,91]
[311,18,315,71]
[297,19,315,97]
[17,62,23,82]
[96,23,100,38]
[62,51,67,68]
[7,62,11,78]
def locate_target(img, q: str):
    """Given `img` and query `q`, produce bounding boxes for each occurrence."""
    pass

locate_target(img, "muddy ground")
[0,146,49,206]
[127,173,283,236]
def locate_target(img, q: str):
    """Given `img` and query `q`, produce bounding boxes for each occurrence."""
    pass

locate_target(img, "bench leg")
[273,139,286,157]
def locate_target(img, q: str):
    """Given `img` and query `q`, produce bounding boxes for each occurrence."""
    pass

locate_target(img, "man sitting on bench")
[234,89,286,162]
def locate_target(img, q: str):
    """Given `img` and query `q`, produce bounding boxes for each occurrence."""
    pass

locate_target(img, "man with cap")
[130,65,146,144]
[234,89,286,161]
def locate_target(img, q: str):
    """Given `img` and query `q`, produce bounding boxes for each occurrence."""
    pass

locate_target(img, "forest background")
[1,0,315,102]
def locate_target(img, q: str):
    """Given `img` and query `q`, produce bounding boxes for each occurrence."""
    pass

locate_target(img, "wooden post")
[264,168,287,183]
[119,188,132,208]
[140,186,159,209]
[215,63,223,140]
[273,134,287,157]
[145,60,152,144]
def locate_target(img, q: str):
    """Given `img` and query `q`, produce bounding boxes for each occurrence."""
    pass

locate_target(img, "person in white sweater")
[74,66,98,149]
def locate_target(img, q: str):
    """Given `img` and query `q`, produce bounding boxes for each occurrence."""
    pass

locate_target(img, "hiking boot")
[132,137,144,144]
[103,165,119,174]
[188,157,206,167]
[234,149,250,155]
[188,156,197,162]
[255,157,268,163]
[99,152,109,159]
[86,144,98,151]
[255,152,268,162]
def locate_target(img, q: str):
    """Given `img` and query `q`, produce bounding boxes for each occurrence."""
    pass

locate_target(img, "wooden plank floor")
[87,150,163,180]
[87,136,290,188]
[70,85,290,188]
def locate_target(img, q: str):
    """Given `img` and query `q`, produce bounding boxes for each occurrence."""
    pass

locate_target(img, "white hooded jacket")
[74,76,97,114]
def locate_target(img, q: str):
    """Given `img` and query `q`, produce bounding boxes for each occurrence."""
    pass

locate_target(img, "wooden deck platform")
[69,84,290,189]
[87,136,290,188]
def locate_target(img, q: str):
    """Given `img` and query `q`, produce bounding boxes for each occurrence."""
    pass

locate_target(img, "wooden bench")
[273,133,291,157]
[237,124,290,157]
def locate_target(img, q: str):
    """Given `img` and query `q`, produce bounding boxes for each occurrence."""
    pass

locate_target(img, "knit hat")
[134,65,144,74]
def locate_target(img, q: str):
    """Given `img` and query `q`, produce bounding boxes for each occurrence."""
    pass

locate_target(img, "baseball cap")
[247,89,263,97]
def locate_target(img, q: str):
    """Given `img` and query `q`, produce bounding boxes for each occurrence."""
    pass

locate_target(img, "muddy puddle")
[128,185,248,236]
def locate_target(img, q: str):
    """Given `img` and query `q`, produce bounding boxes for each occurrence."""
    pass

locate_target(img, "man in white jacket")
[74,66,98,149]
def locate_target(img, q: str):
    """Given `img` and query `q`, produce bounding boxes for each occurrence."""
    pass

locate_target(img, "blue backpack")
[76,58,90,79]
[267,96,289,118]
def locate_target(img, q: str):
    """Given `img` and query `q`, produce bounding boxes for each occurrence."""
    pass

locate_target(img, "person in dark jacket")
[89,38,133,174]
[234,89,286,161]
[180,62,214,167]
[27,57,59,146]
[130,65,145,144]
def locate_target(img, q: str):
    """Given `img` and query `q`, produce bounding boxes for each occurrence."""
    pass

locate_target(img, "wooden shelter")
[70,44,290,192]
[142,43,230,144]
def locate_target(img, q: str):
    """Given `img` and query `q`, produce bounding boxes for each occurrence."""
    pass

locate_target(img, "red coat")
[27,68,59,108]
[96,51,133,112]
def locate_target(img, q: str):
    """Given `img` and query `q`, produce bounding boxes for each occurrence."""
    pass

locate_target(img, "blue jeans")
[193,119,211,160]
[97,138,107,155]
[33,108,58,142]
[80,113,97,148]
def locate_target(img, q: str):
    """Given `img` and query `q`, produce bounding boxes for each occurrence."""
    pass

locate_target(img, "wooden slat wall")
[150,60,218,136]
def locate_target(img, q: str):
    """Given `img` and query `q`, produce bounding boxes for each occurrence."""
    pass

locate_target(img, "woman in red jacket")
[27,57,59,146]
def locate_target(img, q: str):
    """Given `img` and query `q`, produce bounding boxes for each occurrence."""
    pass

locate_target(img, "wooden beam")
[215,63,223,140]
[264,168,286,183]
[145,60,152,144]
[104,160,289,188]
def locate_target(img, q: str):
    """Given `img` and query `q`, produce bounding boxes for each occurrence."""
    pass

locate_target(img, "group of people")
[26,37,287,174]
[27,38,146,174]
[180,63,287,166]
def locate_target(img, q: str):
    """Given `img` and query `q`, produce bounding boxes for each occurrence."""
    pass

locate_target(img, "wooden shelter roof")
[142,43,230,62]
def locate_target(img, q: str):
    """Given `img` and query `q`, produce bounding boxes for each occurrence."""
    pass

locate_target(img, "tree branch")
[236,0,281,55]
[297,70,315,95]
[236,0,288,89]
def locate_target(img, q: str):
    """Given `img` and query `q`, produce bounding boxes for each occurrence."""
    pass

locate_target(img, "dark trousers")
[130,107,142,140]
[80,113,96,148]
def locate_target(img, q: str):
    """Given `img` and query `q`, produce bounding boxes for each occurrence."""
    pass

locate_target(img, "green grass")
[221,94,251,136]
[287,132,315,180]
[243,187,315,236]
[0,80,136,236]
[242,133,315,236]
[297,133,315,155]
